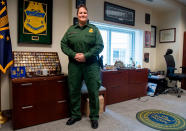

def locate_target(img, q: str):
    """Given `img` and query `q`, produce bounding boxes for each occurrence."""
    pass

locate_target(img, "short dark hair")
[77,4,88,15]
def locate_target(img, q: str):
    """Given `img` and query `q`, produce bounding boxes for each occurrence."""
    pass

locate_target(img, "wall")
[72,0,153,30]
[155,4,186,73]
[143,10,159,71]
[1,0,186,110]
[1,0,71,110]
[72,0,156,69]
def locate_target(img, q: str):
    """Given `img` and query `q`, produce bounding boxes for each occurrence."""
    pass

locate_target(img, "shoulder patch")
[89,28,93,33]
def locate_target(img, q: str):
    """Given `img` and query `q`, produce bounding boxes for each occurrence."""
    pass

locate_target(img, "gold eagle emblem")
[89,28,93,33]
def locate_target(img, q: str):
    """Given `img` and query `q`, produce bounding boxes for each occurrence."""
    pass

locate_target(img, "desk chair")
[164,49,186,97]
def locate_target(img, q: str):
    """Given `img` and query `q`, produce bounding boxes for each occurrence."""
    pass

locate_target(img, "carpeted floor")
[1,91,186,131]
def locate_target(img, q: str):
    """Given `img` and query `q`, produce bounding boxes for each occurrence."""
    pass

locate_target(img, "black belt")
[69,56,98,65]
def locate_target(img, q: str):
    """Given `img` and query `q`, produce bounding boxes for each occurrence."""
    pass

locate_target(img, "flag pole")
[0,0,12,124]
[0,73,7,124]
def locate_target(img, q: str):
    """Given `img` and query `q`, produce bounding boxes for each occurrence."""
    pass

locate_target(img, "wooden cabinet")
[128,69,148,99]
[102,70,128,105]
[102,69,148,105]
[12,75,69,129]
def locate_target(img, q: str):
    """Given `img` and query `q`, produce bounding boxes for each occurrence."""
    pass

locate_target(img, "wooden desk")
[102,68,148,105]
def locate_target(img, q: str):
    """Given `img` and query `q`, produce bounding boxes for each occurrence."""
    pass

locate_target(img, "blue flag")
[0,0,13,74]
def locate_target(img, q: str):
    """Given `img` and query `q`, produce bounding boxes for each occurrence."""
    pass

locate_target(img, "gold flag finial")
[0,112,7,124]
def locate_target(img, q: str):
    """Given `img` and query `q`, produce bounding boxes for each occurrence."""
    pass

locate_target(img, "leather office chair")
[164,49,186,97]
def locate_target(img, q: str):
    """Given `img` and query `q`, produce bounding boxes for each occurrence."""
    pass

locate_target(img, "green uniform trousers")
[68,61,101,120]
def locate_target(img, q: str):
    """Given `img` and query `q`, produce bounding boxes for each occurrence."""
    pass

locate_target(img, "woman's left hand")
[75,53,86,62]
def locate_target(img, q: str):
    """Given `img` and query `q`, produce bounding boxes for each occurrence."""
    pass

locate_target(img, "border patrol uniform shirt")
[61,23,104,63]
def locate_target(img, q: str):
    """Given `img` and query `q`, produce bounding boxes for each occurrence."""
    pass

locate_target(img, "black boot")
[91,120,98,129]
[66,118,81,125]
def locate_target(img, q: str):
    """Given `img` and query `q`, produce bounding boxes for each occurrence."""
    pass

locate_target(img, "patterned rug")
[136,109,186,131]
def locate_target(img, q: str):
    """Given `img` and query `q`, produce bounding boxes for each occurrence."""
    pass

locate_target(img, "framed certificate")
[159,28,176,43]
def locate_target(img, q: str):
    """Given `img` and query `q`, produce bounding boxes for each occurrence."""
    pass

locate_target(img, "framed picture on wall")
[159,28,176,43]
[18,0,53,44]
[144,53,149,63]
[145,13,150,24]
[104,2,135,26]
[151,26,156,48]
[145,31,151,48]
[76,0,86,8]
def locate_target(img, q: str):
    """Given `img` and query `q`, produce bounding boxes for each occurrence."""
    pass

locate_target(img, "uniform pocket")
[85,33,95,45]
[68,33,78,46]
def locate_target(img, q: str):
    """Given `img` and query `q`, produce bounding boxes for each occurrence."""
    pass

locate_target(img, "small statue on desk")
[114,60,125,69]
[130,57,135,67]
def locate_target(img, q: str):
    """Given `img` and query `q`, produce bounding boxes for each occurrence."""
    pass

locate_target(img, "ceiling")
[130,0,186,12]
[177,0,186,5]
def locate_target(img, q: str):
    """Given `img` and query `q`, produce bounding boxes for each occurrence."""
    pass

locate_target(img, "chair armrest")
[180,66,186,69]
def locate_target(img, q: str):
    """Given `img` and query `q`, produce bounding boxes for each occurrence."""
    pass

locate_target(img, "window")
[91,22,143,67]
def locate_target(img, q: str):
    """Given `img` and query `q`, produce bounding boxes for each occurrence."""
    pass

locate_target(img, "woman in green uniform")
[61,5,104,129]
